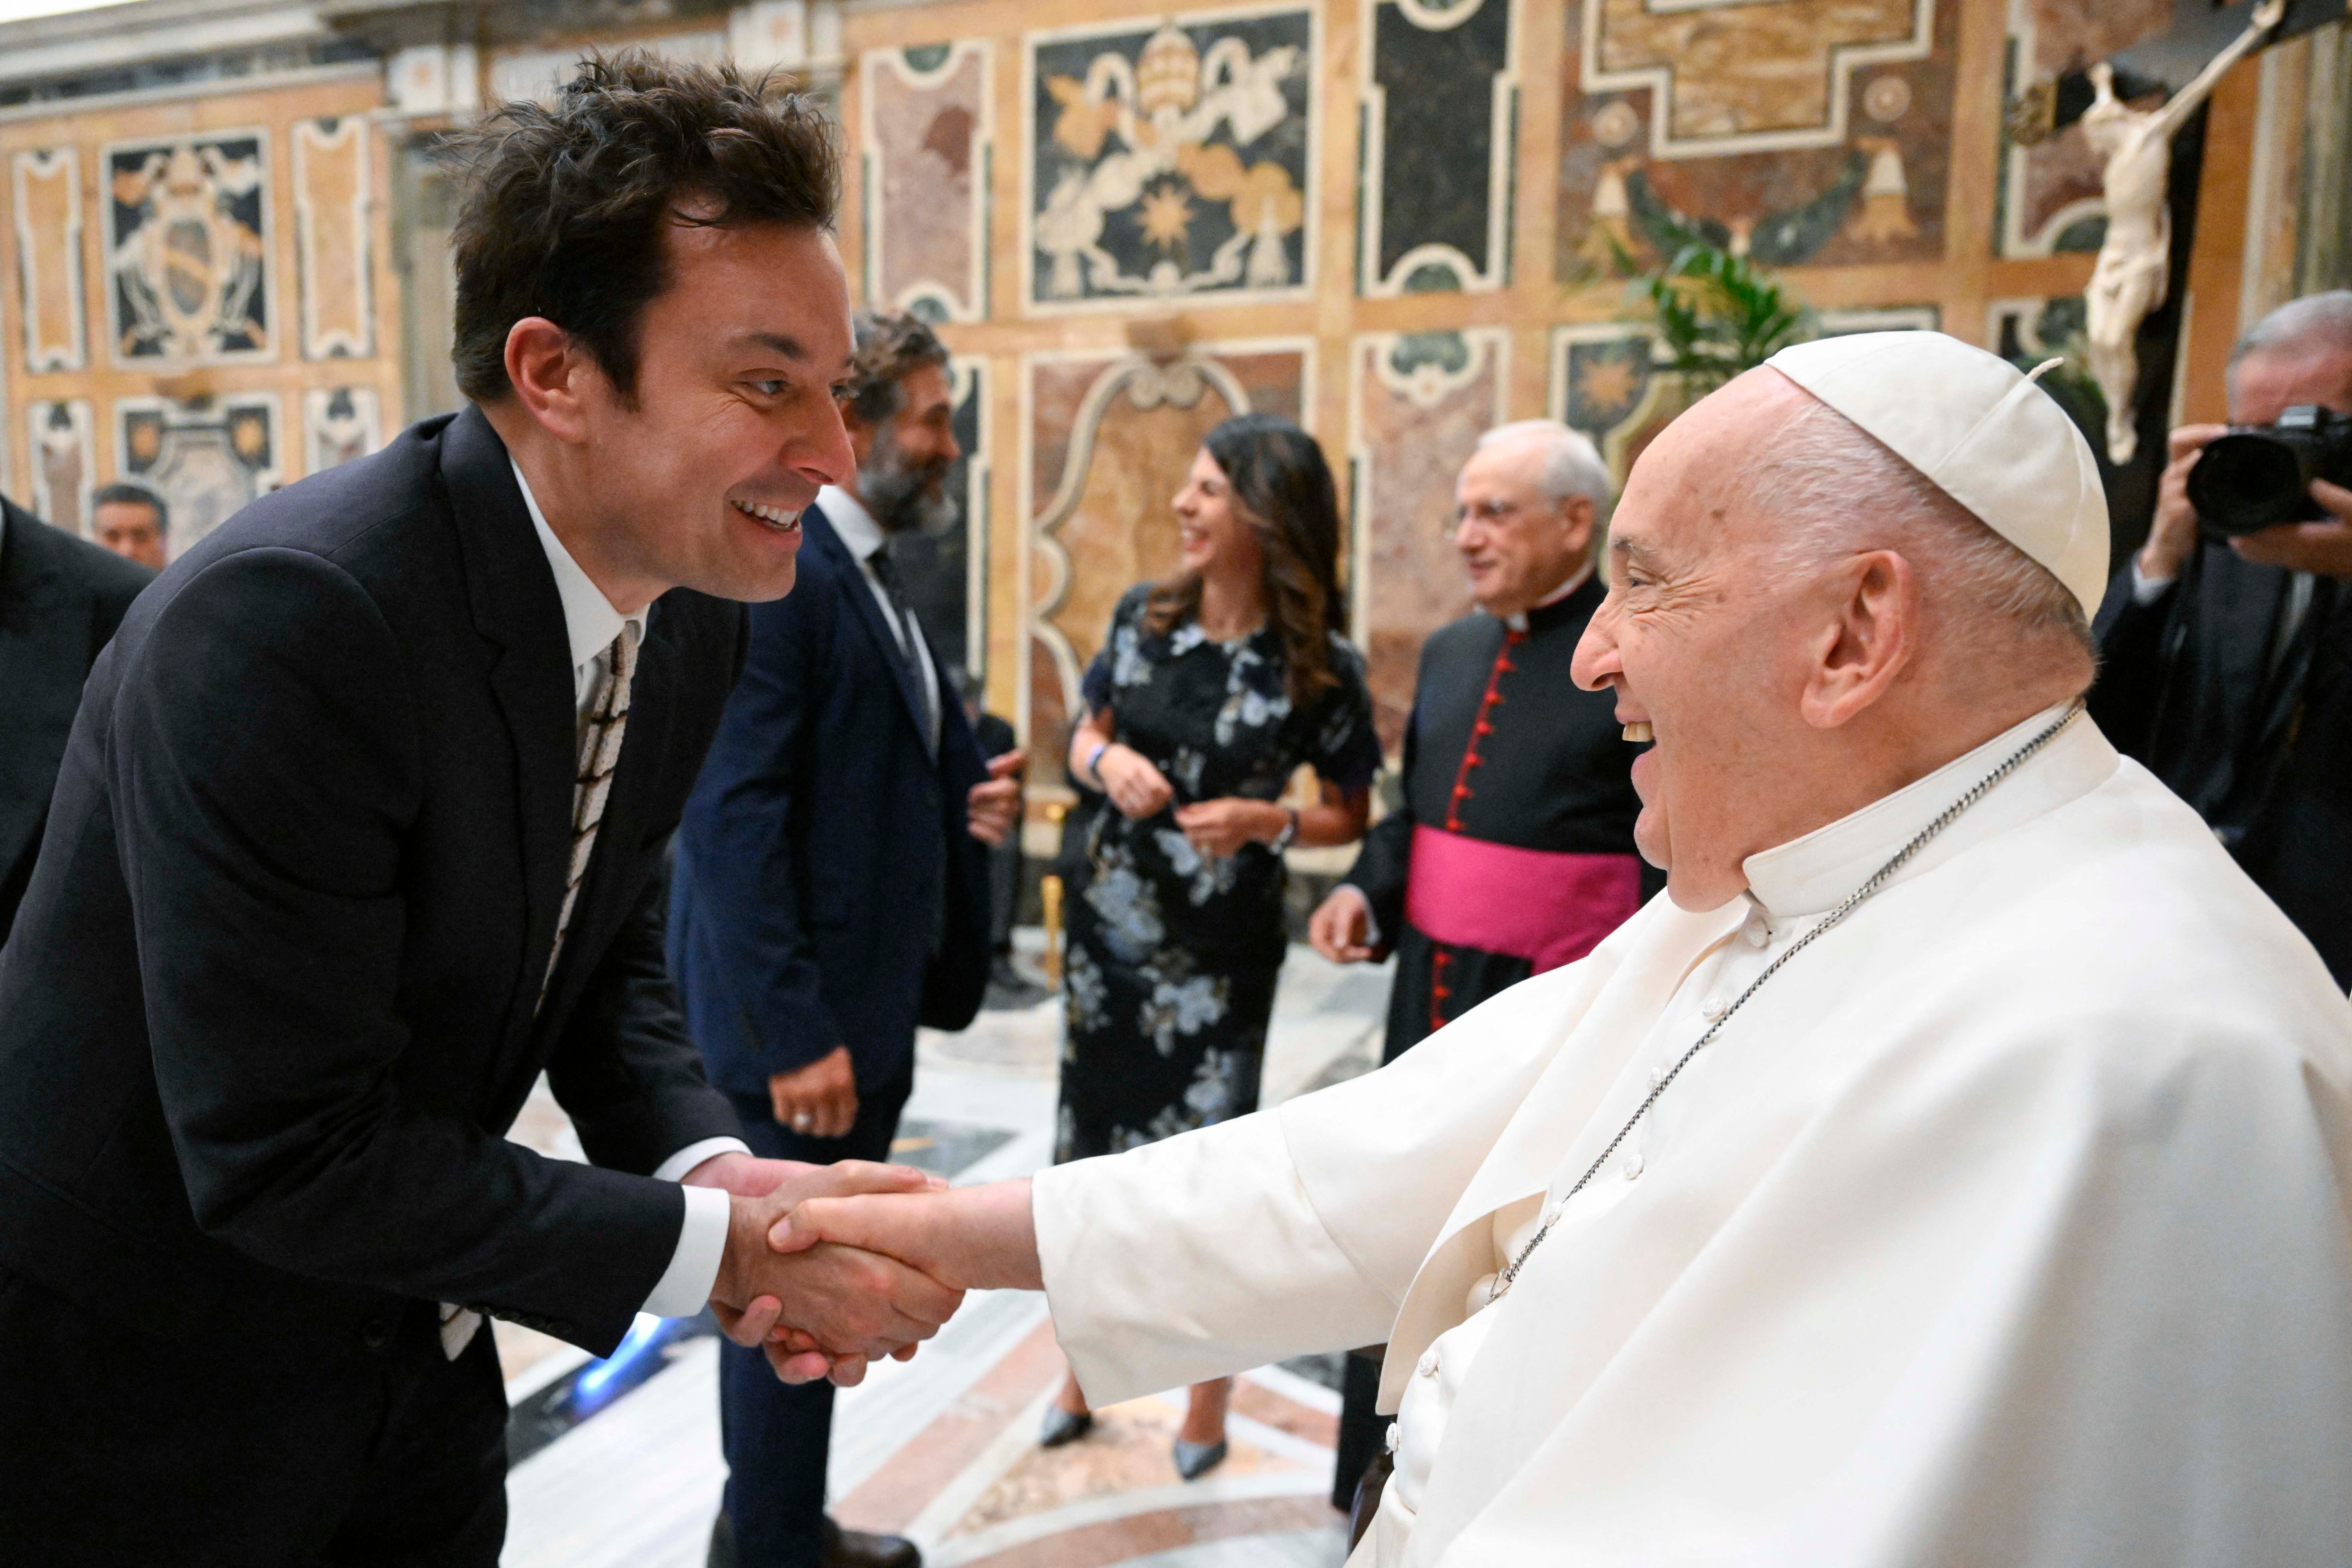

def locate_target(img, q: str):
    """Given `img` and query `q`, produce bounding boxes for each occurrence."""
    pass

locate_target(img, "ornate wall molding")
[1357,0,1518,296]
[293,115,373,359]
[862,39,994,323]
[12,147,87,374]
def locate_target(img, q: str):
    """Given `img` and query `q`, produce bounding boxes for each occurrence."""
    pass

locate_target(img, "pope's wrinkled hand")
[707,1159,966,1386]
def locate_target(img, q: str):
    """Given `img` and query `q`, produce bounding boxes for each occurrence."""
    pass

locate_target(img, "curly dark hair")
[1143,413,1347,709]
[843,310,951,426]
[448,52,840,407]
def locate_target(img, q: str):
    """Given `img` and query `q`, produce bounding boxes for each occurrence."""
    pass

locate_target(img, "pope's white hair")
[1743,393,2095,684]
[1477,419,1613,510]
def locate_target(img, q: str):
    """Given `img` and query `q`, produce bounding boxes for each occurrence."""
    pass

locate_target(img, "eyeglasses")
[1446,499,1528,539]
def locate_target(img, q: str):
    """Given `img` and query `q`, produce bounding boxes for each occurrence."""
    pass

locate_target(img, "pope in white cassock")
[770,332,2352,1566]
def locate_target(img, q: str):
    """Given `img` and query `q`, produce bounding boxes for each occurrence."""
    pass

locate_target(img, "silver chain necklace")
[1484,703,2082,1307]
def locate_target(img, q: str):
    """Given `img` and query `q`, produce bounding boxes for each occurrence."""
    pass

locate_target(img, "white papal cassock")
[1032,707,2352,1567]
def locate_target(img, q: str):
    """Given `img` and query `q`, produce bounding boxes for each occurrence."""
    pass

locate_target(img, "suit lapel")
[438,408,577,1033]
[806,506,936,757]
[0,505,96,879]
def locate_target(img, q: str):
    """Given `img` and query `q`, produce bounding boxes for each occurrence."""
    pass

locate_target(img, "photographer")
[2090,290,2352,986]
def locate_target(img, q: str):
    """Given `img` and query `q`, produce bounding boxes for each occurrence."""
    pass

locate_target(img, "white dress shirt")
[512,459,748,1319]
[819,484,941,753]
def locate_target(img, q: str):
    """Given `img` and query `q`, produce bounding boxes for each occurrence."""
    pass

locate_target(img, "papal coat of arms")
[1028,8,1314,308]
[107,134,270,363]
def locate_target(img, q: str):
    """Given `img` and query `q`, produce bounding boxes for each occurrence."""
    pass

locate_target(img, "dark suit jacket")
[0,499,151,943]
[0,407,744,1367]
[2091,545,2352,985]
[668,503,990,1100]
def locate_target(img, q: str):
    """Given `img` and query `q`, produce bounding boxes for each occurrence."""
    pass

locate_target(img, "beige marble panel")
[293,116,372,359]
[11,147,85,374]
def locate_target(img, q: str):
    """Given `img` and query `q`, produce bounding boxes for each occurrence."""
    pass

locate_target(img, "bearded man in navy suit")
[670,310,1024,1568]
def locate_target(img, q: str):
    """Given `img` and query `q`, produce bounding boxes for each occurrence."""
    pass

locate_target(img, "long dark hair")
[1143,413,1346,709]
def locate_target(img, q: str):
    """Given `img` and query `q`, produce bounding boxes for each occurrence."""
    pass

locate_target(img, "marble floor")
[498,939,1391,1568]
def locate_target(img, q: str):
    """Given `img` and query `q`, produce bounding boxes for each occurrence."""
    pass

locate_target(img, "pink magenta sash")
[1402,824,1642,973]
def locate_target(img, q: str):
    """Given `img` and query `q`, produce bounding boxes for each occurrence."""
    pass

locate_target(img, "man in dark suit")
[670,310,1023,1568]
[0,59,958,1566]
[0,494,151,942]
[2090,290,2352,985]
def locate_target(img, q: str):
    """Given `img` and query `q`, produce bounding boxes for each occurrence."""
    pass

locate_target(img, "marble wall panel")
[1359,0,1516,297]
[12,148,87,374]
[864,42,993,323]
[1548,322,1669,482]
[293,116,373,359]
[304,385,380,472]
[117,392,281,560]
[1558,0,1956,281]
[26,398,95,537]
[105,130,272,365]
[1026,343,1307,768]
[1348,329,1506,756]
[1025,7,1315,311]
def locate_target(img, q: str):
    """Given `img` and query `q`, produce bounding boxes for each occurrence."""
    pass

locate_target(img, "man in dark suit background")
[670,310,1023,1568]
[0,494,151,943]
[0,58,960,1566]
[2090,290,2352,986]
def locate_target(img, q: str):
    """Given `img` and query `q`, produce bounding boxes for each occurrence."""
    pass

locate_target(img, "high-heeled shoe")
[1038,1403,1094,1448]
[1171,1436,1228,1480]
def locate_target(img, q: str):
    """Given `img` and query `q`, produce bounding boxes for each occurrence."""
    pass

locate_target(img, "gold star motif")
[1138,185,1194,252]
[1575,353,1639,413]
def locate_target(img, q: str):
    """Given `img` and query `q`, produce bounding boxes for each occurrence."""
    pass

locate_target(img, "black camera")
[2186,404,2352,537]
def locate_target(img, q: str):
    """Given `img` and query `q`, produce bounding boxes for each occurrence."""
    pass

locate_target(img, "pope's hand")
[708,1159,964,1386]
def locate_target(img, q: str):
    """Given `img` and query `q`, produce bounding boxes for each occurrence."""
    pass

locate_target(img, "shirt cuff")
[1337,882,1382,949]
[642,1182,734,1319]
[652,1137,753,1184]
[2129,559,2177,605]
[639,1137,754,1319]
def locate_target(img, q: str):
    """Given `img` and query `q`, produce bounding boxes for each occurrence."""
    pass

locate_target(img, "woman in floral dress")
[1044,413,1380,1475]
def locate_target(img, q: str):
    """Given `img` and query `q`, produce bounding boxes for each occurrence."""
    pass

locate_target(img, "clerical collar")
[818,484,888,564]
[1740,704,2117,919]
[1503,561,1596,633]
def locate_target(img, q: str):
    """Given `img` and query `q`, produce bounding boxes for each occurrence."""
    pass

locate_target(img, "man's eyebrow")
[732,331,812,360]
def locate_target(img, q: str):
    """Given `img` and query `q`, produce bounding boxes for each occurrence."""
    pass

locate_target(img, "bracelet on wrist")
[1268,806,1300,855]
[1085,741,1111,785]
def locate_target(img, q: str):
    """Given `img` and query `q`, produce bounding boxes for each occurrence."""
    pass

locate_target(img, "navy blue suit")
[668,501,990,1566]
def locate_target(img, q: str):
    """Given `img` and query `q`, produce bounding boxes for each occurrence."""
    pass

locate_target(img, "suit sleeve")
[548,865,745,1173]
[1340,652,1426,940]
[2087,559,2178,762]
[113,547,682,1355]
[671,587,843,1077]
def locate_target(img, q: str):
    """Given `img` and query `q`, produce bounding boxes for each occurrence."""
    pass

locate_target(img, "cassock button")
[1742,915,1772,947]
[1700,995,1728,1021]
[1385,1423,1402,1455]
[1416,1347,1441,1379]
[1624,1153,1645,1180]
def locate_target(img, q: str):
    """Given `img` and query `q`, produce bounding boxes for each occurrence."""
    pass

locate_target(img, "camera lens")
[2189,430,2316,536]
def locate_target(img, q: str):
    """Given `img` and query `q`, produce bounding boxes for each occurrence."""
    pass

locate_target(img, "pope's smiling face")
[1571,371,1841,911]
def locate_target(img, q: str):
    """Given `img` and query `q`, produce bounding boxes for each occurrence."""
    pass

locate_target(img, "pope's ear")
[1800,548,1917,729]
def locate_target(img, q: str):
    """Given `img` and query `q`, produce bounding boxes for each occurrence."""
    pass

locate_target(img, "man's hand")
[769,1045,857,1140]
[2231,478,2352,580]
[682,1151,818,1199]
[772,1178,1042,1296]
[709,1160,962,1386]
[967,749,1027,847]
[1098,745,1175,820]
[1308,885,1380,964]
[2139,422,2227,584]
[1172,798,1285,858]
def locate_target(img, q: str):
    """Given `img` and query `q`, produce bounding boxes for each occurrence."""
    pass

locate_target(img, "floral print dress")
[1057,585,1381,1162]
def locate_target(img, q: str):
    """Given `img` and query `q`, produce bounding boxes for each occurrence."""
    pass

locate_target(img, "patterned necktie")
[444,622,643,1361]
[867,546,939,754]
[543,619,642,1007]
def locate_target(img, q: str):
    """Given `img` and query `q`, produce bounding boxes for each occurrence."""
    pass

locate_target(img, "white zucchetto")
[1766,331,2109,616]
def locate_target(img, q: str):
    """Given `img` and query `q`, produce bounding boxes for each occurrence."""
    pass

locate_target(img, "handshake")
[695,1156,1042,1386]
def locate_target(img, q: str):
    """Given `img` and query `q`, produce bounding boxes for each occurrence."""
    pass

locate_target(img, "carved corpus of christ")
[2080,0,2283,465]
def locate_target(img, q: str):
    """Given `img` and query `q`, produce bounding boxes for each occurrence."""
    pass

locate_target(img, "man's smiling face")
[1571,373,1835,908]
[570,216,857,604]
